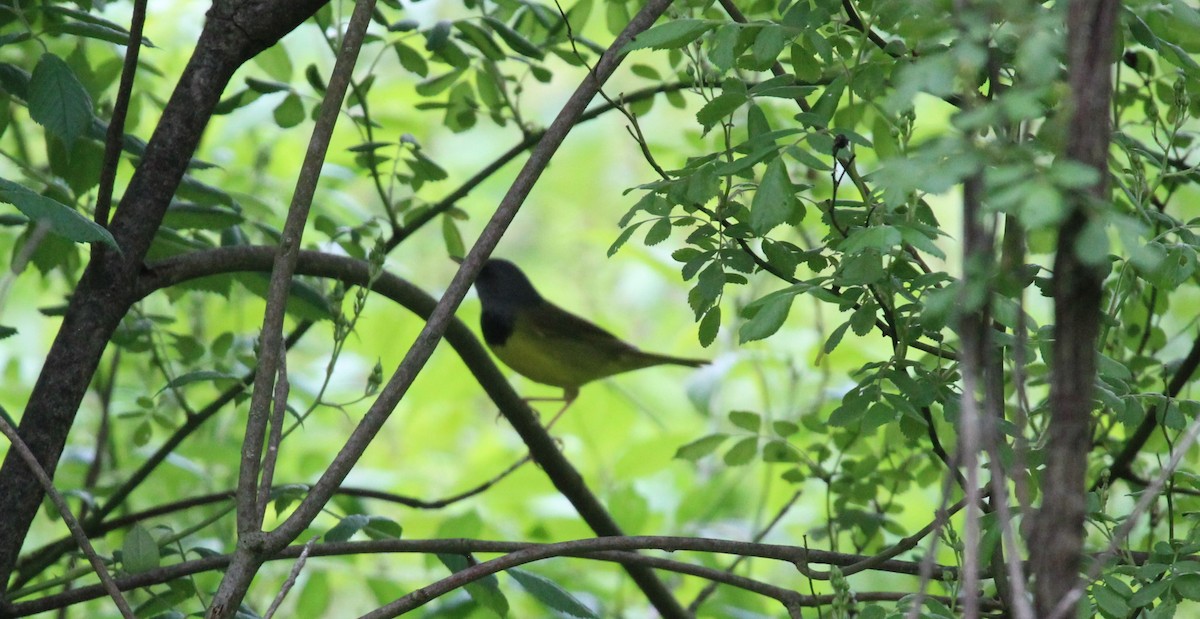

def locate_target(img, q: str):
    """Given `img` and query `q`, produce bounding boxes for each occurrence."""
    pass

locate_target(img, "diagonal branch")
[0,0,331,592]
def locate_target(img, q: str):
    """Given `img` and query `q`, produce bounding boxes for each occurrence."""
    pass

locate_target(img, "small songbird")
[473,259,707,404]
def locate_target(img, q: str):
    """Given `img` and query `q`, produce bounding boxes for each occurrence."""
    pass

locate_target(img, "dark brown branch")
[3,536,961,617]
[138,238,688,618]
[1102,332,1200,488]
[93,0,147,229]
[1032,0,1117,616]
[0,0,331,593]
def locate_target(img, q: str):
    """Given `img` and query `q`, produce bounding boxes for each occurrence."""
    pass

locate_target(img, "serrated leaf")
[325,514,371,542]
[695,91,746,131]
[750,157,793,234]
[608,220,645,257]
[740,291,793,343]
[840,226,902,253]
[508,568,598,618]
[644,218,672,246]
[0,179,117,249]
[674,433,730,460]
[122,524,160,574]
[28,54,93,146]
[823,320,851,354]
[698,306,720,346]
[622,19,717,53]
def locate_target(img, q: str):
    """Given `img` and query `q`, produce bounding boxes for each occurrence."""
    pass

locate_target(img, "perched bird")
[473,259,707,404]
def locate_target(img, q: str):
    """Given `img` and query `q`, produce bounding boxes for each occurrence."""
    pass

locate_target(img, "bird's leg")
[544,387,578,429]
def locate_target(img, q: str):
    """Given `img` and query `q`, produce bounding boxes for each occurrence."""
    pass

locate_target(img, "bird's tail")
[636,351,708,368]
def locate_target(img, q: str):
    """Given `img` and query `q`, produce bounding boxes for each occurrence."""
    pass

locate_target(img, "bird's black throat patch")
[481,310,514,346]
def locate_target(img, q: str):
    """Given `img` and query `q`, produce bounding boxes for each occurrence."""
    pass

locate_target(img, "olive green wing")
[523,301,640,356]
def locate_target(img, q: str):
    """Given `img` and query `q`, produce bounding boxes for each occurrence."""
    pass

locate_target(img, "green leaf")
[236,274,332,321]
[823,320,852,354]
[707,24,741,72]
[723,436,758,465]
[162,204,244,230]
[772,420,799,436]
[740,291,794,343]
[622,19,717,53]
[394,41,429,77]
[0,179,118,249]
[0,325,16,340]
[1173,573,1200,600]
[273,93,305,128]
[362,515,403,540]
[416,69,464,96]
[245,77,290,94]
[644,218,672,246]
[695,91,746,131]
[849,302,876,336]
[425,20,452,51]
[729,410,761,432]
[698,306,721,347]
[438,554,510,617]
[1074,218,1110,266]
[750,25,788,69]
[325,514,371,542]
[484,16,544,60]
[607,220,645,256]
[28,53,93,146]
[157,370,241,395]
[1092,582,1130,617]
[762,439,799,462]
[750,157,793,234]
[442,214,465,257]
[674,433,729,461]
[508,568,598,618]
[455,20,506,61]
[122,524,160,574]
[840,226,902,253]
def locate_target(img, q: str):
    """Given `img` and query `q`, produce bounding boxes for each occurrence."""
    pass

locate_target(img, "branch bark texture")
[0,0,329,593]
[1032,0,1117,615]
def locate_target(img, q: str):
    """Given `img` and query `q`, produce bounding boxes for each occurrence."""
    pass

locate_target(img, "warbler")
[473,259,707,403]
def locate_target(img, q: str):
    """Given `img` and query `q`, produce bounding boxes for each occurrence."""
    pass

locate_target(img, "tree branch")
[0,0,331,592]
[1032,0,1117,614]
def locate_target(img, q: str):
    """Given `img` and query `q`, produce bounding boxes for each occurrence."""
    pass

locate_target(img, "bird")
[472,259,707,413]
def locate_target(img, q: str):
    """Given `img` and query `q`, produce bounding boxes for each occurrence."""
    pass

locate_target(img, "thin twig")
[93,0,147,229]
[263,536,318,619]
[209,0,380,615]
[0,415,136,619]
[256,341,290,528]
